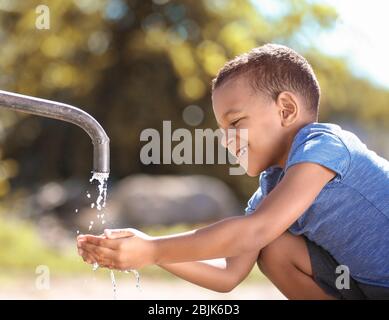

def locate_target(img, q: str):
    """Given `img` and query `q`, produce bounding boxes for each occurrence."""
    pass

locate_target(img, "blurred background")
[0,0,388,299]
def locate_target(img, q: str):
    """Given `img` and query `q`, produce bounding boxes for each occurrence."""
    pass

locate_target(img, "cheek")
[246,136,276,174]
[245,145,264,173]
[248,122,279,154]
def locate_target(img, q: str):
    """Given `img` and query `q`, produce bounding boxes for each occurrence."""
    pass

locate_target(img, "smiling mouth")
[236,146,248,158]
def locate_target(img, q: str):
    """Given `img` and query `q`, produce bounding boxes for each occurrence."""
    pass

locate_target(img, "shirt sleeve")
[245,186,264,215]
[285,131,351,182]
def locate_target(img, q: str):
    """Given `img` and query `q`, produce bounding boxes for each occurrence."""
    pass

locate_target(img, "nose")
[221,131,233,148]
[221,130,236,153]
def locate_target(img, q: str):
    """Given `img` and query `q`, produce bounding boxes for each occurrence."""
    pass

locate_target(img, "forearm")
[151,215,262,265]
[159,259,236,292]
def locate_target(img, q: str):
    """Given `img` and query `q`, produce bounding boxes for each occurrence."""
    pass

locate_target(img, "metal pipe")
[0,90,110,173]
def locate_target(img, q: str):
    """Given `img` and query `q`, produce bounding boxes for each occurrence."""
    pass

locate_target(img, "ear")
[276,91,299,127]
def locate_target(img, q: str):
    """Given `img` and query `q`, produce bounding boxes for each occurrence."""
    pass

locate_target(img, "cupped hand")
[77,228,155,270]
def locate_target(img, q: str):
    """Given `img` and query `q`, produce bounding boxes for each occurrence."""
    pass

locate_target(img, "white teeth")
[237,146,248,158]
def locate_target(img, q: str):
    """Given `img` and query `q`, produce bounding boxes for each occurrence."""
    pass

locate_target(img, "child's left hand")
[77,228,155,270]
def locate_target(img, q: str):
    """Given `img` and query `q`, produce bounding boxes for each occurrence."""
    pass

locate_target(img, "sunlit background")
[0,0,388,299]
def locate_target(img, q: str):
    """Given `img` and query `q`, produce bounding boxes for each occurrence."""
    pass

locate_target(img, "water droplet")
[110,270,117,300]
[125,269,142,291]
[75,209,78,213]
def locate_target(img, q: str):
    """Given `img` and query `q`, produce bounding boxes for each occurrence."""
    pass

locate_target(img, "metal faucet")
[0,90,110,173]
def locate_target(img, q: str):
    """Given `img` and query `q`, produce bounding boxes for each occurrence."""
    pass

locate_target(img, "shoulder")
[291,122,345,149]
[286,122,351,182]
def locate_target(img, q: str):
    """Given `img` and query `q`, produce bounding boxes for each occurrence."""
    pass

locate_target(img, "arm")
[158,251,259,293]
[151,163,335,264]
[78,163,336,269]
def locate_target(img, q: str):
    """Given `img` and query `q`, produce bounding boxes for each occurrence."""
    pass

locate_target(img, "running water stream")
[81,172,141,299]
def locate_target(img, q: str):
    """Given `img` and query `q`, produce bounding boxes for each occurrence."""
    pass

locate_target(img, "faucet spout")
[0,90,110,173]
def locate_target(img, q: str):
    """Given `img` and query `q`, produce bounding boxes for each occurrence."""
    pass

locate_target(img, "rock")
[86,174,241,228]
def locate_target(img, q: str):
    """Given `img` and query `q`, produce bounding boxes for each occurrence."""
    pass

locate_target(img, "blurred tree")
[0,0,388,203]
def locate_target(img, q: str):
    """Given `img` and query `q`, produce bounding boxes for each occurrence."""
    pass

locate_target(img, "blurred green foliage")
[0,216,266,282]
[0,214,87,273]
[0,0,388,203]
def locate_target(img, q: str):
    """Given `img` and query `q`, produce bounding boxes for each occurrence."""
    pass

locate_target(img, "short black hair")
[212,44,320,117]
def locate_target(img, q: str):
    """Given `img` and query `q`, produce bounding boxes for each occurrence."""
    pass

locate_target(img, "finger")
[95,257,114,269]
[77,238,86,249]
[79,235,118,249]
[80,242,117,260]
[88,250,116,269]
[77,238,88,252]
[77,233,105,240]
[80,245,101,263]
[78,234,103,241]
[80,250,97,264]
[104,228,134,239]
[80,245,124,271]
[77,240,108,262]
[82,249,108,267]
[77,234,96,241]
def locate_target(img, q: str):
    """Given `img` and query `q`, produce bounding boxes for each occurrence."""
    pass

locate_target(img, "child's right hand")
[76,229,134,264]
[77,228,156,270]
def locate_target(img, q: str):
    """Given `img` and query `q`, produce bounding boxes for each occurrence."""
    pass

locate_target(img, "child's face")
[212,76,290,177]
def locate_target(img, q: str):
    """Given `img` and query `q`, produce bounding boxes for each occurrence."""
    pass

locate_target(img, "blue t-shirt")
[245,122,389,287]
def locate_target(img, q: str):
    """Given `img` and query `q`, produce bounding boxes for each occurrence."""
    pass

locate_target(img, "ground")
[0,275,285,300]
[0,220,286,299]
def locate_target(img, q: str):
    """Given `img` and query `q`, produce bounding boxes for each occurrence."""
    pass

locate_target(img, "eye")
[231,118,241,127]
[231,117,244,128]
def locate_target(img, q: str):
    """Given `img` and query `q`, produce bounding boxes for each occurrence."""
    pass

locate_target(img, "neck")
[275,120,314,169]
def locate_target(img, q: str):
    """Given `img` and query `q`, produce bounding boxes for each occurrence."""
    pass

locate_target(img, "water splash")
[89,172,109,210]
[110,270,117,300]
[86,171,141,298]
[125,269,141,291]
[89,171,116,298]
[91,263,117,299]
[91,264,141,295]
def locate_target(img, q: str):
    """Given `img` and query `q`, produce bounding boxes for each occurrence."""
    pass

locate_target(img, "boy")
[77,44,389,299]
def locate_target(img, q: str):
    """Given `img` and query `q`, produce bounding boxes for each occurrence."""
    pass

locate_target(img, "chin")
[245,166,261,177]
[245,160,268,177]
[246,171,258,177]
